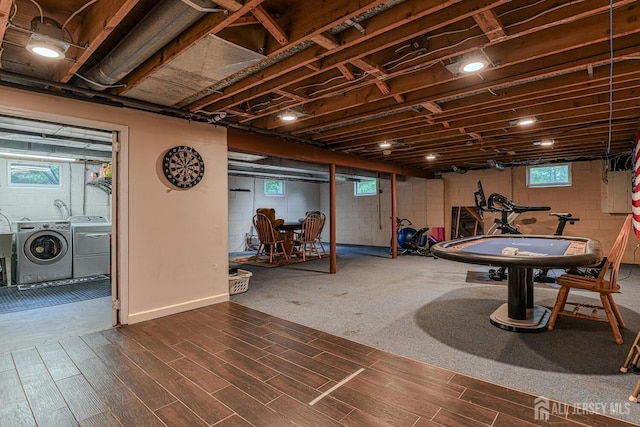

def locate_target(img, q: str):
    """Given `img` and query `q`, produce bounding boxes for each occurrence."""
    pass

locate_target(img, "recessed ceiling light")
[460,58,488,73]
[445,51,493,76]
[26,18,69,60]
[279,111,297,121]
[278,109,302,121]
[26,40,66,58]
[379,141,392,148]
[425,154,437,160]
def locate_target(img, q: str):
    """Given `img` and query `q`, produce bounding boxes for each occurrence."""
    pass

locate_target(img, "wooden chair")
[253,213,289,263]
[294,212,323,261]
[315,212,327,256]
[547,214,633,344]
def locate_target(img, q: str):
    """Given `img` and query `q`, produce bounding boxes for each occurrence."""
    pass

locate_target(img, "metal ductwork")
[80,0,219,91]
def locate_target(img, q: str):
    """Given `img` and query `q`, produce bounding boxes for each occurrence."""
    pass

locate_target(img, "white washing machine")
[69,216,111,278]
[15,220,73,285]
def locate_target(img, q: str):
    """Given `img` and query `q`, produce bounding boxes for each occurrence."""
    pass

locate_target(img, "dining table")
[277,221,303,256]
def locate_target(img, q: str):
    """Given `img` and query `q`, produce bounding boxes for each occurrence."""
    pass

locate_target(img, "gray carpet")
[0,277,111,314]
[231,245,640,424]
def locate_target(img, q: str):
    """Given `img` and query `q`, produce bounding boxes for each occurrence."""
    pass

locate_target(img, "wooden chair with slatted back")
[294,212,323,261]
[253,213,289,263]
[315,212,327,256]
[547,214,633,344]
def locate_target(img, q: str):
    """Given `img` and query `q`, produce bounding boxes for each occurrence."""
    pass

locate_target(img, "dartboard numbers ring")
[162,145,205,189]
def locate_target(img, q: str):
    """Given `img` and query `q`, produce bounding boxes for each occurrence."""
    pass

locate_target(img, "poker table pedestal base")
[489,303,551,332]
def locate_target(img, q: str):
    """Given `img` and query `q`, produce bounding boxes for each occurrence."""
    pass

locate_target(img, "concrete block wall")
[334,181,383,246]
[442,160,637,263]
[426,179,445,232]
[0,159,109,231]
[322,177,432,247]
[228,176,321,252]
[391,178,426,226]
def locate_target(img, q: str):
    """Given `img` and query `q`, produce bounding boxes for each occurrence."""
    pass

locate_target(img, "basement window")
[526,163,571,188]
[8,161,62,188]
[264,179,285,196]
[354,180,377,196]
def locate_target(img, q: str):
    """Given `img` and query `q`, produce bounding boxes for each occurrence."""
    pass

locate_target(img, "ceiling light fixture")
[445,51,493,76]
[533,139,555,146]
[425,154,437,160]
[0,151,77,162]
[460,57,488,73]
[25,18,70,59]
[379,141,392,148]
[227,151,267,162]
[278,109,303,121]
[510,117,537,126]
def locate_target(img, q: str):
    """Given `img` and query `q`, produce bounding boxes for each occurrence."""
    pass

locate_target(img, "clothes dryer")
[15,220,73,284]
[69,216,111,278]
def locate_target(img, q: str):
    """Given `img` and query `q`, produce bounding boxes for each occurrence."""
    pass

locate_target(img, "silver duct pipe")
[54,199,71,219]
[81,0,217,91]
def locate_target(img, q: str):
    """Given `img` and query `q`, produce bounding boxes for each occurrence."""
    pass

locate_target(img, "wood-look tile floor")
[1,301,636,426]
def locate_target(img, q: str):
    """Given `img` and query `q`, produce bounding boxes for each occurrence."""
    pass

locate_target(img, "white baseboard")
[126,293,230,324]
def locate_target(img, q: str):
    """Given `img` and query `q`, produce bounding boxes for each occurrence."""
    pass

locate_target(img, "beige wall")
[441,161,637,263]
[0,86,229,324]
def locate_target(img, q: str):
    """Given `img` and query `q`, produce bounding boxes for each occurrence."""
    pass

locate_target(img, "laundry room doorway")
[0,112,123,352]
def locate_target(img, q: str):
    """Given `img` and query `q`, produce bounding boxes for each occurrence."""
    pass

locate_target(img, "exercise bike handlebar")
[487,193,550,213]
[551,212,580,221]
[514,205,552,213]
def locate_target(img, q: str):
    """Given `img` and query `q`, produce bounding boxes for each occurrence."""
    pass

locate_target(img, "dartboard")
[162,146,205,189]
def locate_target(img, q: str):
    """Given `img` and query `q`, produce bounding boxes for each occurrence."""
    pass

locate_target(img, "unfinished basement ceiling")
[126,35,266,106]
[0,0,638,175]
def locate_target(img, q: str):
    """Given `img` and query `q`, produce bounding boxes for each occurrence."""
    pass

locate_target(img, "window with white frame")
[264,179,285,196]
[8,161,62,188]
[526,163,571,188]
[354,179,377,196]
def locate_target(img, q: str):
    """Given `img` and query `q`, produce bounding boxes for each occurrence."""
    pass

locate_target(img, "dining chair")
[294,212,323,261]
[315,212,327,256]
[253,213,289,263]
[547,214,633,344]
